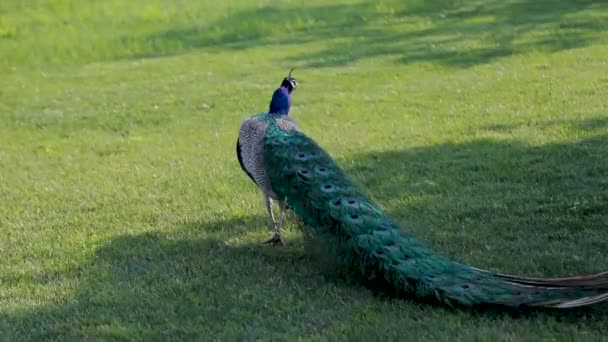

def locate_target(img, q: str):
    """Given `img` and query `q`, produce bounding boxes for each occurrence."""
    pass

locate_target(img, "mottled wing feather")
[237,118,271,195]
[236,138,256,185]
[275,116,301,132]
[237,114,301,199]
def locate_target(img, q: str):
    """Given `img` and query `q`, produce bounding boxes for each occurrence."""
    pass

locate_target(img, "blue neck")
[268,86,291,116]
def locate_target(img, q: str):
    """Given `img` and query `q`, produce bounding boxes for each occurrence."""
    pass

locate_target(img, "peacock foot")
[262,232,285,246]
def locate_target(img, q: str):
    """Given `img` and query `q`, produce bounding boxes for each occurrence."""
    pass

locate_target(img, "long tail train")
[263,122,608,308]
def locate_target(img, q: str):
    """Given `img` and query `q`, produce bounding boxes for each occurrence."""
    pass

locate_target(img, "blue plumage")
[268,87,291,115]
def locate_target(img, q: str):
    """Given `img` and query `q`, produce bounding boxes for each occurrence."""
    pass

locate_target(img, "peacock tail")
[262,118,608,308]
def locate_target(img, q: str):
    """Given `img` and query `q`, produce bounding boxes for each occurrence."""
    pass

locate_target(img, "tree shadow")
[0,216,359,339]
[347,129,607,275]
[140,0,608,67]
[483,116,608,133]
[2,213,606,339]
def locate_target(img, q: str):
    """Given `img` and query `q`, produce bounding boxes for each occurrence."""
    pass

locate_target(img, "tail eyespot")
[321,184,336,192]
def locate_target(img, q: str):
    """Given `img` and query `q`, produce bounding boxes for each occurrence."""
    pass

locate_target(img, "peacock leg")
[262,197,287,246]
[264,195,277,227]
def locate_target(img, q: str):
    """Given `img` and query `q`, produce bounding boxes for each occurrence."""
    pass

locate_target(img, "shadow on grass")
[1,219,605,339]
[347,129,607,275]
[140,0,608,67]
[0,216,354,339]
[483,116,608,133]
[1,128,607,339]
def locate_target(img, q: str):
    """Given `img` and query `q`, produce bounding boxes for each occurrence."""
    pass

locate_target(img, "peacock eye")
[316,167,327,173]
[350,214,359,219]
[347,199,356,205]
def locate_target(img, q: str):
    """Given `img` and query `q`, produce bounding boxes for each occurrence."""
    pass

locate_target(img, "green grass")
[1,0,608,339]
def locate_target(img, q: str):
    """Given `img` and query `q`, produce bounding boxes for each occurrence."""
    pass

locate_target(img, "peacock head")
[280,68,299,93]
[269,69,299,115]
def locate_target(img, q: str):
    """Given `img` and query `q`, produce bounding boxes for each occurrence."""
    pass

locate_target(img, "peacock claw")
[262,232,286,246]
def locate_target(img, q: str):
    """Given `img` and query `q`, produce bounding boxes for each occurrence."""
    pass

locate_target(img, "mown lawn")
[1,0,607,340]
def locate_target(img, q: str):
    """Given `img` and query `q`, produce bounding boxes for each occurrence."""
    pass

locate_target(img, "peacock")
[236,69,300,246]
[236,70,608,308]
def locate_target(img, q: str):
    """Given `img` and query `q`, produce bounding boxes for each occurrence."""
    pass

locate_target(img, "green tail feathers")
[263,119,608,308]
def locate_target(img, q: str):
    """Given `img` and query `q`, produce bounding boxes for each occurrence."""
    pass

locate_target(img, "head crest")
[283,68,299,91]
